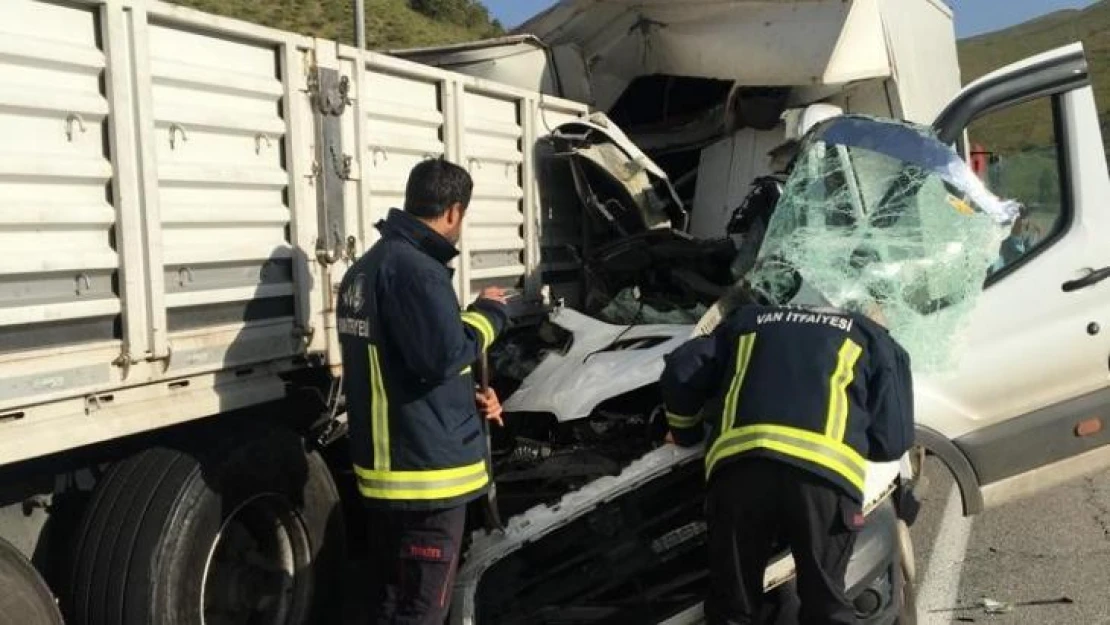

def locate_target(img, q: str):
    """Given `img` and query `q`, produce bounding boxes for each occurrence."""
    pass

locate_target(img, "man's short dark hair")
[403,157,474,219]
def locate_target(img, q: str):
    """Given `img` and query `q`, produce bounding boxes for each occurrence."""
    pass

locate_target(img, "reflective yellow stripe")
[461,311,495,351]
[369,345,390,471]
[722,333,757,432]
[706,424,867,492]
[825,338,863,442]
[354,460,489,500]
[666,411,702,429]
[460,365,472,376]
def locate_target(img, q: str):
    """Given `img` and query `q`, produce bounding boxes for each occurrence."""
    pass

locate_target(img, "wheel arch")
[914,425,984,516]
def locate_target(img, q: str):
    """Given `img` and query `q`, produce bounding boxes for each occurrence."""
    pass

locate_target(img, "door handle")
[1062,266,1110,292]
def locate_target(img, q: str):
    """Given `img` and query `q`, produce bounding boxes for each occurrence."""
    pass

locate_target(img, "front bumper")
[451,443,906,625]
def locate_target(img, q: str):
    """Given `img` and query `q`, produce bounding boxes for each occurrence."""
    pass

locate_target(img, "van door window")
[968,97,1068,277]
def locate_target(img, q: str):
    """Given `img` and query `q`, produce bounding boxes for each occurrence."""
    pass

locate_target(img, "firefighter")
[336,157,509,625]
[661,302,914,625]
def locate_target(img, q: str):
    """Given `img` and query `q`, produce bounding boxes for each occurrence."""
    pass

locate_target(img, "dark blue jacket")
[337,209,508,510]
[660,304,914,502]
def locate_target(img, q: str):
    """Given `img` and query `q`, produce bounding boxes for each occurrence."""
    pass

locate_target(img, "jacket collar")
[376,208,459,265]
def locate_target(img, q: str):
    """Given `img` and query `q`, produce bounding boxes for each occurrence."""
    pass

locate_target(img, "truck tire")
[0,536,64,624]
[66,427,345,625]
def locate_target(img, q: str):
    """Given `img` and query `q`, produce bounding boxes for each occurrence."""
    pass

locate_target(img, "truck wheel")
[66,427,345,625]
[894,519,918,625]
[0,535,64,624]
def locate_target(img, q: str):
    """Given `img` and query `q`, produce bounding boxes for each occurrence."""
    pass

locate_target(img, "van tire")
[66,427,345,625]
[0,535,64,624]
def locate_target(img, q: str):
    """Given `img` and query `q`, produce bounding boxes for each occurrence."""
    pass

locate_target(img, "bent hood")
[501,307,691,422]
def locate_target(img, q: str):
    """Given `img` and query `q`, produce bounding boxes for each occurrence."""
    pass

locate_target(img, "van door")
[916,43,1110,513]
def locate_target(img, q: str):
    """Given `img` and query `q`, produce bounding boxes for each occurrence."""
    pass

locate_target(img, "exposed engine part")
[488,320,574,399]
[501,437,553,464]
[496,450,620,485]
[487,394,668,516]
[582,229,739,324]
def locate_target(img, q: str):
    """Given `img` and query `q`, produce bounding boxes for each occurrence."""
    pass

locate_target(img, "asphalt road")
[910,457,1110,624]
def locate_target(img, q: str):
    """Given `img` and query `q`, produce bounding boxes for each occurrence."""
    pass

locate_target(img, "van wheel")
[0,536,64,624]
[66,427,345,625]
[894,519,918,625]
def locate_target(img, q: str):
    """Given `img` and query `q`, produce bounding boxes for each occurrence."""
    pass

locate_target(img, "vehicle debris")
[979,597,1014,615]
[933,594,1075,619]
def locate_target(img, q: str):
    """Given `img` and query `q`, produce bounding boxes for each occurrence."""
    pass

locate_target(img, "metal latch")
[310,71,351,116]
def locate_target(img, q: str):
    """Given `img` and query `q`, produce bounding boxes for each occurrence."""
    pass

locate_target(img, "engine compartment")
[487,321,671,517]
[481,123,786,517]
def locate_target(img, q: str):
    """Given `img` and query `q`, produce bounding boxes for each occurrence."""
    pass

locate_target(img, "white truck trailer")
[0,1,1108,624]
[0,1,589,621]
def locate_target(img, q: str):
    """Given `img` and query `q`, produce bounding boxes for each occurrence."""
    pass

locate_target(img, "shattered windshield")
[747,115,1020,372]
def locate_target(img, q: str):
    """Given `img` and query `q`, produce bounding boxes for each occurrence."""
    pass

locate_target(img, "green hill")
[166,0,503,50]
[957,1,1110,158]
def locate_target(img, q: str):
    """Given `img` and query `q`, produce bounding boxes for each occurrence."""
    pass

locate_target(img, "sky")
[482,0,1101,39]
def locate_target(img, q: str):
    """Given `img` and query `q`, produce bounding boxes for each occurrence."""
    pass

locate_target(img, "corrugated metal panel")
[462,89,526,298]
[363,68,447,244]
[350,51,590,308]
[0,0,594,462]
[0,1,121,351]
[533,102,589,306]
[146,22,296,354]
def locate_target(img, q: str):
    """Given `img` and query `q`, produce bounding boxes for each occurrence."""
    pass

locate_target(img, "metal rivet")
[1088,322,1100,336]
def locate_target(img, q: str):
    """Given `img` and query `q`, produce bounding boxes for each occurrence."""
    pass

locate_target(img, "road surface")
[911,457,1110,624]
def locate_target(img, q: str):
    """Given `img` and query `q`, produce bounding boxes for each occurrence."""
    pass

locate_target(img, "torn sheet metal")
[746,115,1019,372]
[554,112,687,231]
[500,308,689,423]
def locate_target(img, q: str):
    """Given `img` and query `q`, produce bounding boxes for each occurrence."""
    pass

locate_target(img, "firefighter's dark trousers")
[367,505,466,625]
[704,457,863,625]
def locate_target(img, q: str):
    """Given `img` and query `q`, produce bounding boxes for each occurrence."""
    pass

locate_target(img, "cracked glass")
[746,115,1020,372]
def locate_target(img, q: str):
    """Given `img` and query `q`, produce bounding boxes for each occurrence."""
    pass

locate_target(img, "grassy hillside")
[957,1,1110,157]
[167,0,502,49]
